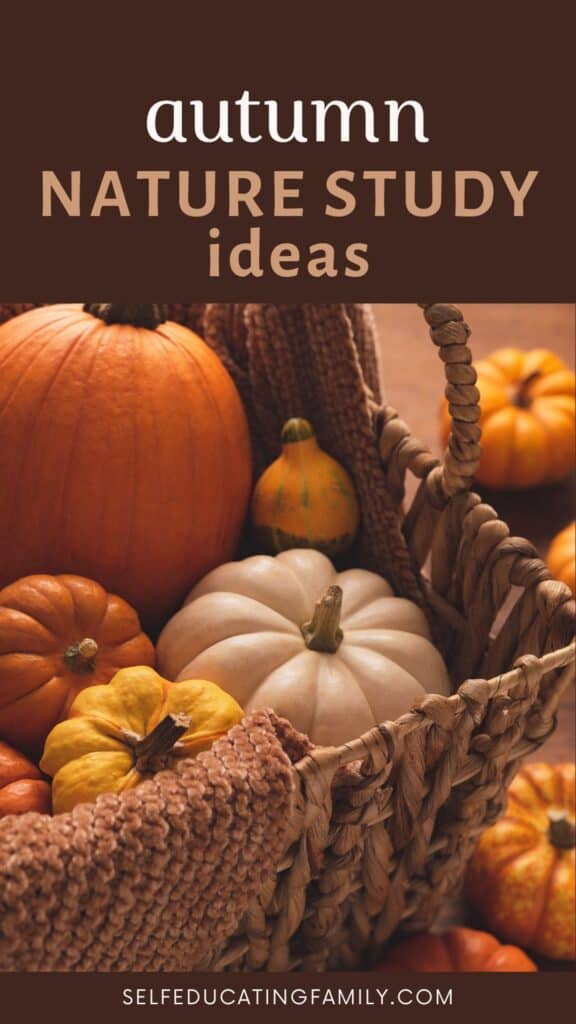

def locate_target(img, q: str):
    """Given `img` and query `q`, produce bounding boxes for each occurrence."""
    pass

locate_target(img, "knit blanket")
[0,711,306,971]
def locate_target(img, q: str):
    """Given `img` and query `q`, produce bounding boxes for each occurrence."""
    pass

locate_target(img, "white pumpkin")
[157,549,451,746]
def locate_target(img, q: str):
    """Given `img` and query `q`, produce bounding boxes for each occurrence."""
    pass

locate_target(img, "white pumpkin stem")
[133,713,191,774]
[64,638,99,673]
[548,809,576,849]
[302,585,344,653]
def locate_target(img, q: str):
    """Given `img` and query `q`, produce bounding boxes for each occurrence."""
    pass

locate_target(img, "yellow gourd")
[251,418,360,556]
[40,666,243,814]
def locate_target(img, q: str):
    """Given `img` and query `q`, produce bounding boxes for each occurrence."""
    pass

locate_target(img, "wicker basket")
[206,301,575,971]
[0,301,573,974]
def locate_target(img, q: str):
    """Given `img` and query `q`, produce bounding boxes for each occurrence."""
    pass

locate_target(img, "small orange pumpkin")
[547,523,575,594]
[0,573,155,757]
[466,762,575,960]
[440,347,575,489]
[0,740,51,818]
[376,927,537,972]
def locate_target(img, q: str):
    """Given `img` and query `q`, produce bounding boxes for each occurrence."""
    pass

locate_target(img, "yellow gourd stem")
[131,712,192,774]
[301,585,344,653]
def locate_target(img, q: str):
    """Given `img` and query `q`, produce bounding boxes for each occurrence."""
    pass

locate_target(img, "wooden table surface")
[371,304,575,965]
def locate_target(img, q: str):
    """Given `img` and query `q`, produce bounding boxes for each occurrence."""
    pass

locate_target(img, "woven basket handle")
[418,302,482,497]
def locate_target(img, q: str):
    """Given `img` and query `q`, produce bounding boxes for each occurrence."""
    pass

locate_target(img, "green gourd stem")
[63,638,99,673]
[548,809,576,850]
[281,418,316,445]
[83,304,168,330]
[302,585,344,653]
[133,713,191,773]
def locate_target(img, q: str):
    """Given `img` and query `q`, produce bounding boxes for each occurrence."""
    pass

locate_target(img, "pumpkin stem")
[84,303,168,330]
[302,585,344,653]
[63,638,99,673]
[514,371,541,409]
[548,809,576,849]
[133,713,191,774]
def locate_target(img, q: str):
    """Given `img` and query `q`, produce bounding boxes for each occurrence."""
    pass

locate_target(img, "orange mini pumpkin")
[440,347,575,489]
[376,927,537,972]
[0,303,252,630]
[0,573,155,757]
[467,762,575,960]
[547,523,575,594]
[0,740,51,818]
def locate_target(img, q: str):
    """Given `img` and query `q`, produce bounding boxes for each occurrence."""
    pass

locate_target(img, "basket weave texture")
[0,302,574,972]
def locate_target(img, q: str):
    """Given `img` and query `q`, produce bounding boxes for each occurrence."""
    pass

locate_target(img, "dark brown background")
[0,2,573,299]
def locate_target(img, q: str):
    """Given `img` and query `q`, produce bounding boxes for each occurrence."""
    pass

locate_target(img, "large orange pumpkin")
[440,347,575,489]
[0,573,155,756]
[466,762,575,960]
[376,927,537,971]
[547,523,575,594]
[0,740,51,818]
[0,304,252,630]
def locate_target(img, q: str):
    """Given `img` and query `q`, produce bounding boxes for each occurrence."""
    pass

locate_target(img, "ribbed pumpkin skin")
[0,306,252,631]
[440,347,575,489]
[0,740,51,818]
[0,573,156,757]
[466,763,575,960]
[377,927,537,972]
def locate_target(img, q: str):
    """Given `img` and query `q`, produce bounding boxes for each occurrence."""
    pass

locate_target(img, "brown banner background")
[0,2,573,300]
[2,971,575,1023]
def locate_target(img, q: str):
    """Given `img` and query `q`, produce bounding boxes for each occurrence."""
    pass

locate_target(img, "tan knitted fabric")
[0,711,307,972]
